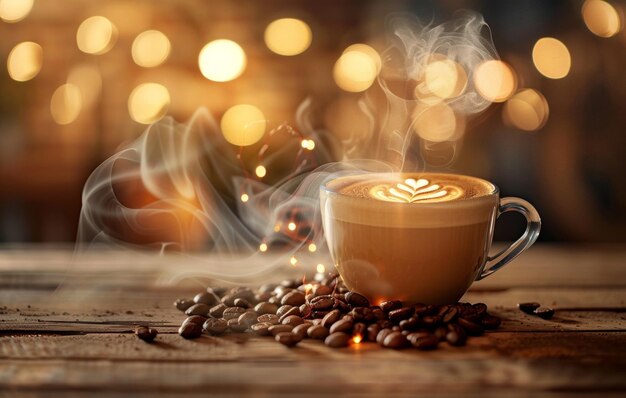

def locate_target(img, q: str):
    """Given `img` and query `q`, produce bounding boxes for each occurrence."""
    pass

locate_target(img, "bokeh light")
[333,45,380,92]
[582,0,622,38]
[132,30,171,68]
[423,57,467,100]
[412,103,460,142]
[288,222,296,231]
[220,104,266,146]
[316,264,325,273]
[128,83,170,124]
[241,193,249,203]
[255,165,267,178]
[76,16,117,55]
[198,39,246,82]
[67,64,102,107]
[532,37,571,79]
[503,89,549,131]
[0,0,33,22]
[264,18,312,56]
[50,84,82,125]
[308,243,317,252]
[301,139,315,150]
[7,41,42,82]
[474,60,517,102]
[259,243,268,252]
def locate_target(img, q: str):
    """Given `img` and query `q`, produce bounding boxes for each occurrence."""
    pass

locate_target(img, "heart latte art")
[369,178,462,203]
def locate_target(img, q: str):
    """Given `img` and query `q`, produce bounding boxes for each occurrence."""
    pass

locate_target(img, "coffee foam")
[321,173,498,228]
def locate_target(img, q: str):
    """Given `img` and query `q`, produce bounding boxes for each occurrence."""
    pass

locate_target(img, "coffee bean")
[413,303,429,315]
[278,307,301,323]
[254,302,278,315]
[259,283,277,293]
[255,292,273,302]
[292,322,312,339]
[412,335,439,350]
[233,298,251,308]
[238,311,259,328]
[383,331,408,349]
[306,293,315,302]
[228,286,255,301]
[446,324,467,346]
[377,319,393,329]
[313,284,332,297]
[380,300,402,313]
[222,306,247,320]
[227,318,248,332]
[481,315,502,329]
[345,292,370,308]
[276,305,295,318]
[174,298,194,312]
[321,309,342,328]
[179,322,202,339]
[280,279,298,288]
[203,318,228,335]
[307,325,330,340]
[399,316,419,331]
[442,307,459,323]
[209,303,227,318]
[299,303,312,318]
[366,324,380,342]
[421,315,440,329]
[250,322,273,336]
[434,326,448,341]
[282,315,304,327]
[518,302,541,314]
[312,310,330,319]
[182,315,207,327]
[185,303,211,317]
[457,317,484,336]
[311,297,334,310]
[376,328,393,345]
[329,319,353,334]
[281,291,306,307]
[325,332,350,348]
[406,331,431,344]
[275,332,299,347]
[269,324,293,336]
[268,296,279,305]
[473,303,488,317]
[332,298,350,313]
[257,313,280,324]
[388,307,415,322]
[135,326,157,342]
[350,307,375,323]
[371,308,386,321]
[194,292,220,306]
[534,307,555,319]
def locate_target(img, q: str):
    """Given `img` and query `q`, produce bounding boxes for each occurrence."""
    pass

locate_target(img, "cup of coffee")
[320,173,540,305]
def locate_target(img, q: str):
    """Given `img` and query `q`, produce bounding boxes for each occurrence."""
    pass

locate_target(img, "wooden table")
[1,245,625,397]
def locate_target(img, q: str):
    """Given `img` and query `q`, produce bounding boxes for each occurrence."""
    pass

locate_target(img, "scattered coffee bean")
[299,303,312,318]
[194,292,220,306]
[185,303,211,317]
[399,316,419,331]
[254,302,278,315]
[329,318,353,334]
[380,300,402,313]
[313,284,332,297]
[442,306,459,323]
[233,298,251,308]
[311,296,334,310]
[383,331,408,349]
[434,326,448,341]
[376,328,393,345]
[227,318,247,332]
[518,302,541,314]
[413,303,429,315]
[222,307,247,320]
[209,303,227,318]
[282,315,304,327]
[250,322,273,336]
[269,324,293,336]
[473,303,488,316]
[257,313,280,324]
[179,322,202,339]
[135,326,157,342]
[259,283,277,293]
[308,325,330,339]
[481,315,502,329]
[292,322,312,339]
[238,311,259,328]
[458,317,484,336]
[203,318,228,335]
[182,315,207,327]
[278,307,301,323]
[321,309,342,328]
[345,292,370,308]
[412,335,439,350]
[325,332,350,348]
[275,332,300,347]
[366,324,380,342]
[276,305,295,318]
[446,324,467,346]
[421,315,440,328]
[377,319,393,330]
[281,291,306,307]
[534,307,555,319]
[174,298,194,312]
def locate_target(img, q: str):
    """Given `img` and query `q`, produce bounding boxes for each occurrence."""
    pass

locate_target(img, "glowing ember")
[352,334,363,344]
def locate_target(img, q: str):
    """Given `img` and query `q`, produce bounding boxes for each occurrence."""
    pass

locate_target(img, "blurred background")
[0,0,624,244]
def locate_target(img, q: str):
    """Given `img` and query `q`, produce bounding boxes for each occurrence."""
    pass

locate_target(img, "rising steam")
[76,11,499,281]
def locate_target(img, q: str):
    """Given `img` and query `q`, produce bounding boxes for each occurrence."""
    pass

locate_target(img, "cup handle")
[475,197,541,280]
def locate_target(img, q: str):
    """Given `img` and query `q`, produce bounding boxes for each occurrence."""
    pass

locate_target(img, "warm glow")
[273,223,281,232]
[220,104,266,146]
[333,46,379,92]
[128,83,170,124]
[474,60,517,102]
[288,222,296,231]
[198,39,246,82]
[582,0,622,38]
[240,193,249,203]
[7,41,42,82]
[0,0,33,22]
[301,139,315,150]
[76,16,117,55]
[259,243,268,252]
[308,243,317,252]
[68,64,102,107]
[412,103,460,142]
[344,43,381,72]
[290,256,298,266]
[503,89,549,132]
[532,38,571,79]
[50,84,82,125]
[370,178,462,203]
[264,18,312,56]
[352,334,362,344]
[255,165,267,178]
[316,264,325,273]
[423,57,467,100]
[132,30,171,68]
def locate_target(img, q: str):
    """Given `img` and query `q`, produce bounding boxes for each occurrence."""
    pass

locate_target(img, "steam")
[75,11,499,282]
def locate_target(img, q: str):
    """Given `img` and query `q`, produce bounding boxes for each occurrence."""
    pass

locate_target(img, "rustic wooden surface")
[0,244,625,397]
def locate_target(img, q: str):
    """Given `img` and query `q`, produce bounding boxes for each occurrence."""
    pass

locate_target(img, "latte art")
[370,178,463,203]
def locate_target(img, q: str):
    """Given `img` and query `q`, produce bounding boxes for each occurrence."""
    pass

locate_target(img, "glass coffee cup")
[320,172,541,305]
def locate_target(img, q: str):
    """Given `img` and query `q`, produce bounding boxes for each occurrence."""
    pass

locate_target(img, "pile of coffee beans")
[518,302,555,319]
[174,275,501,349]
